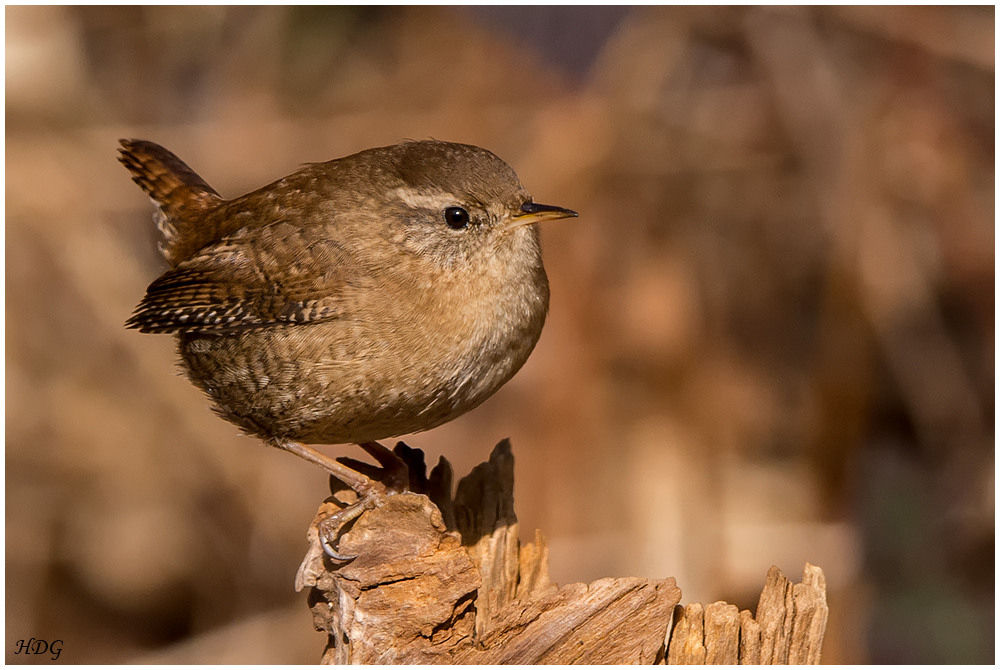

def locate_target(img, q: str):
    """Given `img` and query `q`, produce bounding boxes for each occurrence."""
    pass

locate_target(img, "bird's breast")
[178,235,549,444]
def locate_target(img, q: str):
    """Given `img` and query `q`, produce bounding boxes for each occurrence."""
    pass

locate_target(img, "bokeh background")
[5,5,994,664]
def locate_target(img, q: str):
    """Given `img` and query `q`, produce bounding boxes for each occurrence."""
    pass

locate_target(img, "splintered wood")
[299,440,680,663]
[667,565,828,665]
[299,440,826,664]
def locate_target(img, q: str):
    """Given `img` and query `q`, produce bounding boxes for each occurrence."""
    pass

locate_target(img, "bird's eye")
[444,206,470,229]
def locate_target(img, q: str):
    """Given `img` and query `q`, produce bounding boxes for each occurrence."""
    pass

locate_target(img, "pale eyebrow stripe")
[394,187,456,210]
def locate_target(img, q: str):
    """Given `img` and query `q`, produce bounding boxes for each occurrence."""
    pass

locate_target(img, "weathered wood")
[738,609,761,665]
[704,602,740,664]
[788,564,829,664]
[667,603,706,665]
[300,441,681,664]
[756,565,794,664]
[516,528,555,600]
[452,439,520,639]
[300,441,825,664]
[666,565,828,665]
[458,576,680,664]
[303,494,481,664]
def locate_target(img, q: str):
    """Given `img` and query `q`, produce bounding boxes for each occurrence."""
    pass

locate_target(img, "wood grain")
[300,441,825,664]
[300,441,681,664]
[667,564,828,665]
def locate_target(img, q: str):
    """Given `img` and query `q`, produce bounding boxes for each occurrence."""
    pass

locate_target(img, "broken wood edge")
[298,440,681,663]
[297,441,826,664]
[665,563,829,664]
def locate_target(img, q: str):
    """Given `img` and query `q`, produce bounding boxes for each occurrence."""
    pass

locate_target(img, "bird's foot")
[315,489,383,561]
[272,439,414,561]
[319,441,417,560]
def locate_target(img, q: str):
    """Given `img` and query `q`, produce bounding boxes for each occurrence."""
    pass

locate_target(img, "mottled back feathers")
[121,140,359,334]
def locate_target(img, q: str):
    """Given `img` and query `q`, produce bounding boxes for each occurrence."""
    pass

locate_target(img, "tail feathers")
[118,139,224,264]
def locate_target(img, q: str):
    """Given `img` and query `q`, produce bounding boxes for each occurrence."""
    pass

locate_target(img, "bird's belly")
[178,314,541,444]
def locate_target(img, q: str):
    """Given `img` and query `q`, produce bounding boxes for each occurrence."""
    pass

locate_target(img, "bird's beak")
[506,202,578,231]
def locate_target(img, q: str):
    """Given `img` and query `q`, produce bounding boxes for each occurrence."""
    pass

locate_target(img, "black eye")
[444,206,470,229]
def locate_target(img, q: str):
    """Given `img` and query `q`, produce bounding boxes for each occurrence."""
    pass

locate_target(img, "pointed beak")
[506,201,578,231]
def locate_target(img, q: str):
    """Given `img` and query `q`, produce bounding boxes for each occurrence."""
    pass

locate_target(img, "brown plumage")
[120,138,576,545]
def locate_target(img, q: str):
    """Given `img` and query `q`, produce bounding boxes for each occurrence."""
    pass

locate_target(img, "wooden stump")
[298,440,827,664]
[666,564,828,664]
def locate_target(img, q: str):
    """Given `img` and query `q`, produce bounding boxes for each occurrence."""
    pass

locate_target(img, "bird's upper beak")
[506,201,578,230]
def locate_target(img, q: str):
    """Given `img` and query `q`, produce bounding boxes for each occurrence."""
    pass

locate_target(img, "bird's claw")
[318,491,382,561]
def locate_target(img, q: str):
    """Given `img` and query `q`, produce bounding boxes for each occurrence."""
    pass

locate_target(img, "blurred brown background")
[5,5,993,664]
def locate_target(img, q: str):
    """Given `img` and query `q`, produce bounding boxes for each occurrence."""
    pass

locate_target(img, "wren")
[120,139,576,554]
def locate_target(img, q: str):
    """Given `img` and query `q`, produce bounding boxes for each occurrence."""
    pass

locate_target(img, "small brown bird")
[120,139,575,555]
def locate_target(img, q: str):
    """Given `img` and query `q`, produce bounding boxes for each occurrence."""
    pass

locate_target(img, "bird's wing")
[126,221,367,334]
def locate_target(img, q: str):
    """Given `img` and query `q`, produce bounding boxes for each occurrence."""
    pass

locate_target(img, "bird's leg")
[272,439,386,497]
[271,439,387,561]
